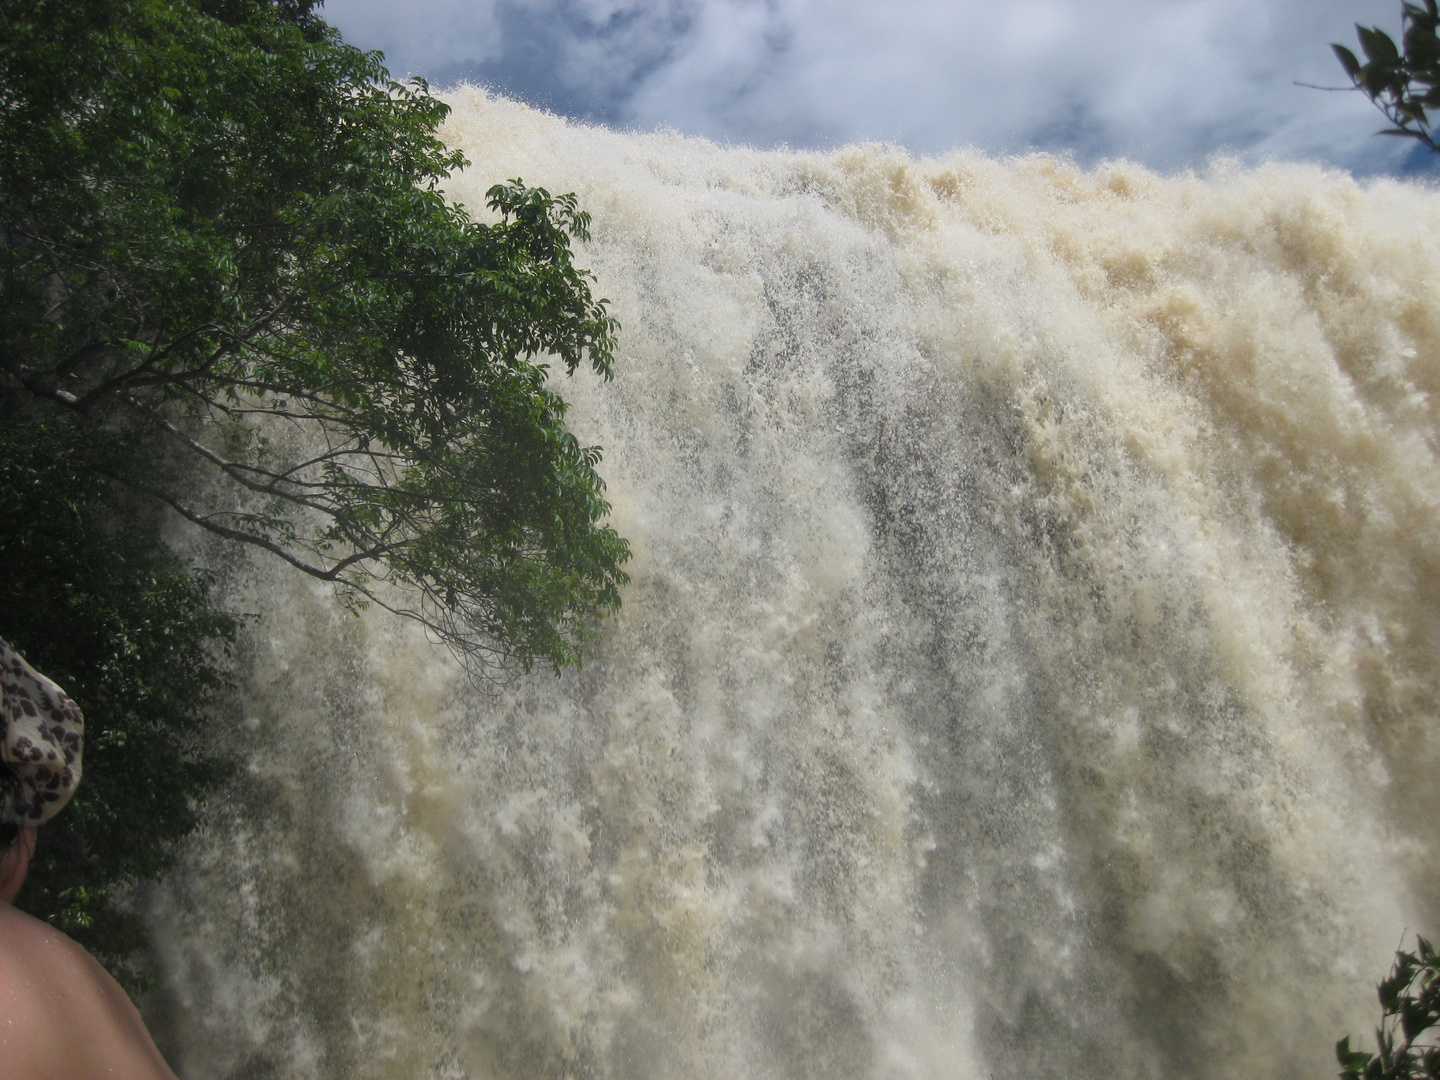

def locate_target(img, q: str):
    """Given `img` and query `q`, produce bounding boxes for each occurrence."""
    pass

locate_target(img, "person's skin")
[0,828,180,1080]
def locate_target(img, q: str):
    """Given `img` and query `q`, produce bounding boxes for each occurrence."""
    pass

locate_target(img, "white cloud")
[326,0,506,75]
[323,0,1427,173]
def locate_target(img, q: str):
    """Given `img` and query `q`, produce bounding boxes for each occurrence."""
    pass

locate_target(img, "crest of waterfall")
[143,90,1440,1080]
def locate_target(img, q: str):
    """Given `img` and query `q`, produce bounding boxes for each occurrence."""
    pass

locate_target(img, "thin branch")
[123,394,339,513]
[143,487,342,580]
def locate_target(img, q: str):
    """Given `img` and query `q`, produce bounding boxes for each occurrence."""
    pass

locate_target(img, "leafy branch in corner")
[1333,1,1440,153]
[1337,936,1440,1080]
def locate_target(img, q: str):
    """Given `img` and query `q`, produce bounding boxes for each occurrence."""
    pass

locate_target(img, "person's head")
[0,638,83,905]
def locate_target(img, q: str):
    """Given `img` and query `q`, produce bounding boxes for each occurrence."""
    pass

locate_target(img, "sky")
[323,0,1439,178]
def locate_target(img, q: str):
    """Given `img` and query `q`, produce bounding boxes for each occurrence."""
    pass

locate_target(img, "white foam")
[144,91,1439,1080]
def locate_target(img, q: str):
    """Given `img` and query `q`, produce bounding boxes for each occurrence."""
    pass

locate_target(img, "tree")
[1333,1,1440,154]
[0,0,629,975]
[0,0,629,679]
[1337,936,1440,1080]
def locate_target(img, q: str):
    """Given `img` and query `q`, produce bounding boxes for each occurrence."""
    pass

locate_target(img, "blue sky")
[323,0,1439,177]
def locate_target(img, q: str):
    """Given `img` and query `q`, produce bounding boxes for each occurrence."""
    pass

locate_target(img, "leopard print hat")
[0,638,83,828]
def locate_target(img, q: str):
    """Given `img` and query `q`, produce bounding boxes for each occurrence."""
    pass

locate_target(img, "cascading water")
[141,90,1440,1080]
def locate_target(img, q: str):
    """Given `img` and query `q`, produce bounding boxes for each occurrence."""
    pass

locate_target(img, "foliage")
[1338,936,1440,1080]
[0,0,629,678]
[1333,1,1440,153]
[0,423,237,988]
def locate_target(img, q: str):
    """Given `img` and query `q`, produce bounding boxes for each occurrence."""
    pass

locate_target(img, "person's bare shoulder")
[0,902,179,1080]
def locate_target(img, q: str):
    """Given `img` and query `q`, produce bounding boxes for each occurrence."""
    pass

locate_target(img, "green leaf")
[1335,43,1364,80]
[1360,25,1403,64]
[1405,20,1440,66]
[1337,1037,1377,1080]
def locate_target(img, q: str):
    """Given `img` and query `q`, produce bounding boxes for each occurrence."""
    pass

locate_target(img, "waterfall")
[142,89,1440,1080]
